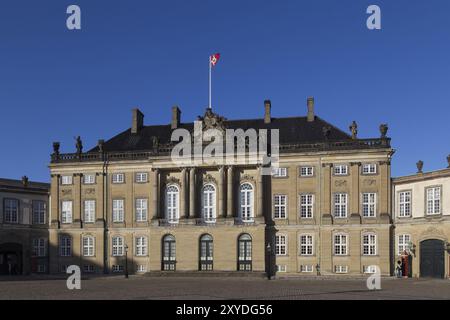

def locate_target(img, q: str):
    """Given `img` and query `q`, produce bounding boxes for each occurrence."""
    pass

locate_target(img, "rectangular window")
[61,175,73,185]
[112,265,124,273]
[32,201,46,224]
[84,200,96,223]
[300,194,314,218]
[300,166,314,177]
[136,265,147,273]
[61,201,73,224]
[112,199,124,222]
[363,265,377,274]
[83,237,95,257]
[135,237,148,256]
[83,265,95,273]
[363,234,377,256]
[4,199,19,223]
[399,191,411,217]
[275,234,287,256]
[112,237,124,256]
[334,193,348,218]
[334,165,348,175]
[272,167,287,177]
[299,235,313,256]
[135,172,148,183]
[362,164,377,174]
[83,174,95,184]
[274,195,287,219]
[362,193,376,217]
[135,198,148,222]
[300,265,313,273]
[112,173,125,184]
[37,264,46,273]
[334,234,348,255]
[32,238,46,257]
[334,265,348,274]
[276,265,287,273]
[398,234,411,255]
[426,186,441,215]
[60,236,72,257]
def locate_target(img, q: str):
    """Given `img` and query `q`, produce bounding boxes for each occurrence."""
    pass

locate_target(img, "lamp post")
[124,244,129,279]
[266,243,272,280]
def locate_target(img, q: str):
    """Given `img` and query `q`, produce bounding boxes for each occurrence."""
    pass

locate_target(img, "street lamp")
[266,243,272,280]
[124,244,129,279]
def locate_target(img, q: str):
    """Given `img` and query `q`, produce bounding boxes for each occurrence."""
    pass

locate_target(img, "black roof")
[89,115,352,153]
[0,178,50,194]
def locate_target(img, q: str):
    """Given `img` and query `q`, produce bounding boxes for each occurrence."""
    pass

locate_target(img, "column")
[181,168,188,218]
[350,162,361,219]
[227,166,233,218]
[50,174,60,228]
[151,168,159,219]
[189,167,195,218]
[74,173,82,227]
[96,172,105,226]
[379,161,389,219]
[257,166,263,217]
[321,163,332,224]
[218,166,225,218]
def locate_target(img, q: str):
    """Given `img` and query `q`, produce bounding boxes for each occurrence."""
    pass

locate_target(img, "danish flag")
[210,53,220,67]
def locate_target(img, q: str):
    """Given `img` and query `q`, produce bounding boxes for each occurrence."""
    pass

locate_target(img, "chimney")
[307,97,315,122]
[171,106,181,129]
[131,108,144,134]
[264,100,271,124]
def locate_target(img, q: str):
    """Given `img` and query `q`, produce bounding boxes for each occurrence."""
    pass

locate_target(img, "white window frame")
[426,186,441,215]
[334,164,348,175]
[299,234,314,256]
[32,238,47,257]
[334,234,348,256]
[274,194,287,219]
[84,200,96,223]
[135,198,148,222]
[276,265,287,273]
[112,173,125,184]
[166,185,180,223]
[112,199,125,223]
[300,166,314,177]
[300,265,313,273]
[362,193,377,217]
[83,174,95,185]
[300,194,314,218]
[272,167,287,178]
[275,234,287,256]
[136,265,147,273]
[135,172,148,183]
[61,175,73,185]
[82,236,95,257]
[335,265,348,274]
[334,193,348,218]
[362,233,377,256]
[60,236,72,257]
[239,183,254,222]
[4,198,19,224]
[362,163,377,175]
[135,236,148,256]
[112,265,124,273]
[61,200,73,224]
[202,184,216,223]
[112,236,124,256]
[398,234,411,256]
[398,191,411,217]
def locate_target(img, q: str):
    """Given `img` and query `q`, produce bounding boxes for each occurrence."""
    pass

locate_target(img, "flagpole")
[209,57,212,109]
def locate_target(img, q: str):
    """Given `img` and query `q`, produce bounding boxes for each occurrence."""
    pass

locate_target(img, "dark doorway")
[0,243,23,275]
[237,234,252,271]
[199,234,213,271]
[420,239,445,278]
[162,235,176,271]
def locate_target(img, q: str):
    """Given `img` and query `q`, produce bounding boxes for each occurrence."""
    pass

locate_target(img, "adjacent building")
[393,159,450,278]
[0,177,50,275]
[48,98,394,276]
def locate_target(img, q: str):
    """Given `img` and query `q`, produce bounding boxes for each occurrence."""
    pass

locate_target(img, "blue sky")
[0,0,449,182]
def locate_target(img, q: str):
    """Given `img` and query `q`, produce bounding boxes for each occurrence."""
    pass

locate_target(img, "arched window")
[202,184,216,223]
[112,236,124,256]
[237,234,252,271]
[166,185,179,223]
[162,235,176,271]
[239,183,254,222]
[199,234,213,271]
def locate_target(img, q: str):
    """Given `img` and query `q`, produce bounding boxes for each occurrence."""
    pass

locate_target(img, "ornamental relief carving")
[166,176,181,186]
[240,174,255,183]
[420,226,446,240]
[61,189,72,196]
[363,179,377,186]
[334,180,347,187]
[85,188,96,195]
[202,174,217,185]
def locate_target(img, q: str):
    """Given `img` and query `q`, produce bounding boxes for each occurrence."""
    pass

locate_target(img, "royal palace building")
[48,98,394,276]
[393,159,450,279]
[0,177,50,275]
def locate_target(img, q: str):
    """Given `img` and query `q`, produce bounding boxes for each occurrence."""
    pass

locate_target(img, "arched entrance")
[0,243,23,275]
[420,239,445,278]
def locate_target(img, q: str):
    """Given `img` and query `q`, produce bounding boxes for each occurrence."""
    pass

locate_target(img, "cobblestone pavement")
[0,276,449,300]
